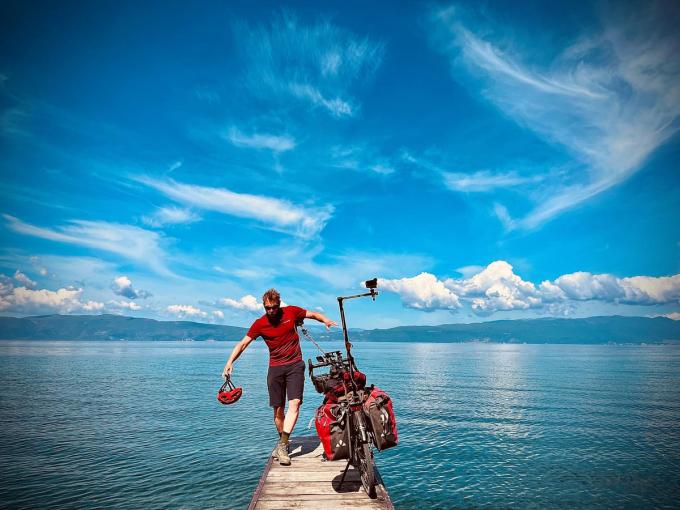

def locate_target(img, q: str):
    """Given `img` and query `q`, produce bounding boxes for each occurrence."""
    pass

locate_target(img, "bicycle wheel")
[356,440,377,498]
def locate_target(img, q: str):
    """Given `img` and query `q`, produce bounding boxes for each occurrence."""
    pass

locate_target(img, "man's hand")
[323,319,337,330]
[222,362,233,380]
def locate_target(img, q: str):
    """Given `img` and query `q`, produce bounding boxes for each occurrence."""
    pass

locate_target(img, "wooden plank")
[259,493,370,501]
[257,481,364,496]
[266,471,361,482]
[250,436,393,510]
[254,500,386,510]
[247,452,274,510]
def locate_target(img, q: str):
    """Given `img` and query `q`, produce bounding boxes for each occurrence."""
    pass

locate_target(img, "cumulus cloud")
[111,276,152,300]
[381,261,680,315]
[0,277,105,314]
[554,272,680,305]
[214,294,262,314]
[138,177,333,239]
[379,272,461,311]
[445,261,542,315]
[239,12,384,118]
[166,304,208,319]
[108,300,142,311]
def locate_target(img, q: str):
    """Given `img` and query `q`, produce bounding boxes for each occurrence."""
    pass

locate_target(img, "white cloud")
[330,145,397,176]
[432,5,680,229]
[289,83,355,117]
[370,164,395,175]
[3,214,171,275]
[138,177,333,239]
[403,152,537,193]
[108,299,142,311]
[0,278,105,314]
[381,261,680,315]
[239,13,384,118]
[215,294,262,314]
[227,127,296,152]
[213,241,431,291]
[555,272,680,305]
[111,276,152,300]
[445,261,542,315]
[493,203,516,231]
[166,304,208,319]
[212,310,225,320]
[13,270,36,289]
[455,265,485,278]
[443,170,540,192]
[142,206,201,227]
[380,272,461,311]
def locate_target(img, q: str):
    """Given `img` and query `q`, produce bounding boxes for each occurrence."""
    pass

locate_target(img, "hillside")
[0,314,678,343]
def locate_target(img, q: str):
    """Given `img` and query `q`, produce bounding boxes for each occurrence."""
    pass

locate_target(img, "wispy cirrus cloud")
[432,4,680,230]
[227,127,296,152]
[213,241,432,290]
[402,151,539,192]
[238,12,384,118]
[331,145,396,175]
[138,177,333,239]
[442,170,541,192]
[3,214,172,275]
[142,206,201,227]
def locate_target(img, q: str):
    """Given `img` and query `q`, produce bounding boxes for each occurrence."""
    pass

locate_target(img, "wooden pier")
[248,436,394,510]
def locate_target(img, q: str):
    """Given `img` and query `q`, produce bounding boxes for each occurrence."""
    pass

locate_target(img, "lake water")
[1,341,679,509]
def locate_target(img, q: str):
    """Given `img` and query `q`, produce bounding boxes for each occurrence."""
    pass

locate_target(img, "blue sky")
[1,0,678,328]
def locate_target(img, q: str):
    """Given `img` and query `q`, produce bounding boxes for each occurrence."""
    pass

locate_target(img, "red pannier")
[314,402,349,460]
[363,387,398,451]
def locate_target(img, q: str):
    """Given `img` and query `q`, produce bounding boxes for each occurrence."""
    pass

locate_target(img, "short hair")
[262,288,281,303]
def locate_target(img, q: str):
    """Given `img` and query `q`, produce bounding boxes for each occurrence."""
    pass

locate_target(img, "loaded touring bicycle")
[301,279,398,498]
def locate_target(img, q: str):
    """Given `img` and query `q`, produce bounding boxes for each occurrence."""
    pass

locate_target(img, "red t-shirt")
[247,305,307,366]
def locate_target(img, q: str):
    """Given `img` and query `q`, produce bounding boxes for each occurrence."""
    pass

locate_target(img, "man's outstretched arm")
[222,335,254,378]
[305,310,337,330]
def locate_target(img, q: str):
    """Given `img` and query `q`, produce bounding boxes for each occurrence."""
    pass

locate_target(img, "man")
[222,288,337,466]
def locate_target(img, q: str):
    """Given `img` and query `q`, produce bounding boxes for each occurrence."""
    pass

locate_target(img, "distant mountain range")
[0,314,678,343]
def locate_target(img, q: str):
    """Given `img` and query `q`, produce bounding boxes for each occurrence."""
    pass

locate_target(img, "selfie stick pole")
[337,281,378,375]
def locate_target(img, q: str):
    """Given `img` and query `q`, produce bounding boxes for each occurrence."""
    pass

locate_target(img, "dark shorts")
[267,359,305,408]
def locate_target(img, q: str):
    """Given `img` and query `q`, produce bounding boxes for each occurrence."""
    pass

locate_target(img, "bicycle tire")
[356,439,377,498]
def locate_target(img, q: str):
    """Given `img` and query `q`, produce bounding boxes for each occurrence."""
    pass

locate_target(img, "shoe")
[273,441,291,466]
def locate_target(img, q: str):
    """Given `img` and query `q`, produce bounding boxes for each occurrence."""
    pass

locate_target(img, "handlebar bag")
[314,403,349,461]
[363,387,398,451]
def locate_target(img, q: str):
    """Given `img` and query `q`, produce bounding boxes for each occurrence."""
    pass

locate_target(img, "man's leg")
[282,398,301,437]
[273,406,285,434]
[280,360,305,442]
